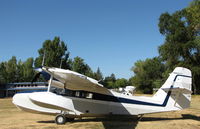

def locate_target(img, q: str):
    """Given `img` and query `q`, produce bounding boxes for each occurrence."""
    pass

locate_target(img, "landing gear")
[138,114,144,121]
[55,114,66,125]
[55,114,75,124]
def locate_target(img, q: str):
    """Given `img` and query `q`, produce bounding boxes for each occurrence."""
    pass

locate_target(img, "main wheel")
[55,114,66,125]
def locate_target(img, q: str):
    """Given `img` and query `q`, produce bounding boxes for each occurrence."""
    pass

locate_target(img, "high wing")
[42,67,112,95]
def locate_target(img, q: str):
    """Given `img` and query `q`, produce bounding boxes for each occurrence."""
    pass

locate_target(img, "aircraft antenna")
[42,50,46,66]
[60,58,63,68]
[59,55,64,68]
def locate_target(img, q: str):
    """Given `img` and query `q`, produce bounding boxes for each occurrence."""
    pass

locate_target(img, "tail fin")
[153,67,192,110]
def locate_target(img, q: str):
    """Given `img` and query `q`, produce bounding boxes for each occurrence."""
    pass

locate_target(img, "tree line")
[0,0,199,94]
[0,37,129,89]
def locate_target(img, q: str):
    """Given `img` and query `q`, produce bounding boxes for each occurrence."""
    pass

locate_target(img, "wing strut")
[48,75,53,92]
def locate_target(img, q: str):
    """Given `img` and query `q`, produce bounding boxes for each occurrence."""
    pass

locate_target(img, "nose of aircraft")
[12,93,20,105]
[12,93,27,109]
[12,92,64,114]
[12,92,37,110]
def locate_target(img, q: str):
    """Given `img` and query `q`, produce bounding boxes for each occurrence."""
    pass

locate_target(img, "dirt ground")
[0,95,200,129]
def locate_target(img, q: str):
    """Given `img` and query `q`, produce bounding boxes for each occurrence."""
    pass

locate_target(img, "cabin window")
[86,93,93,99]
[81,92,86,98]
[75,91,80,97]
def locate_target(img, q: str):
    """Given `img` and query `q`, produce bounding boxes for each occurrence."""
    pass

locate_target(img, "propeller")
[31,50,47,83]
[31,67,51,83]
[98,79,103,84]
[31,67,42,83]
[31,72,41,83]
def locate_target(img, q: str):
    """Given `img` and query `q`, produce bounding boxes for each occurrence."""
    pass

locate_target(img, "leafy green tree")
[186,0,200,34]
[21,58,34,81]
[158,11,195,69]
[115,78,129,88]
[5,56,18,82]
[110,73,116,82]
[0,62,7,84]
[158,0,200,94]
[0,57,35,83]
[34,37,70,69]
[93,67,103,81]
[71,56,94,77]
[72,56,86,73]
[131,57,165,94]
[103,73,116,89]
[16,60,23,82]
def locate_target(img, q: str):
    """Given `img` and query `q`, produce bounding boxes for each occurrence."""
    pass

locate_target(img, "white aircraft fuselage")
[12,67,192,124]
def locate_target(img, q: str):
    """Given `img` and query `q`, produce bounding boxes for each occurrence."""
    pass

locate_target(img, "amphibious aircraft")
[13,66,192,124]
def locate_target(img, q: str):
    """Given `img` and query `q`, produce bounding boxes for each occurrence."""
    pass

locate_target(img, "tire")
[55,114,66,125]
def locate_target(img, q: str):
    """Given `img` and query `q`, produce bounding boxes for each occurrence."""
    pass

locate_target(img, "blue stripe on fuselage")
[117,86,172,107]
[115,75,191,106]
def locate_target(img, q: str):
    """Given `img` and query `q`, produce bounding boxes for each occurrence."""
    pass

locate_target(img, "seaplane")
[13,66,192,124]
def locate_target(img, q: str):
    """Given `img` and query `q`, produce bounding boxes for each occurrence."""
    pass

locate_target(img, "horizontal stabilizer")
[162,87,192,94]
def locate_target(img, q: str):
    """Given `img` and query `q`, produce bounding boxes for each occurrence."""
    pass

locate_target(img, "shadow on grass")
[37,120,55,123]
[37,114,200,129]
[181,114,200,121]
[38,116,139,129]
[77,116,139,129]
[140,114,200,122]
[101,117,138,129]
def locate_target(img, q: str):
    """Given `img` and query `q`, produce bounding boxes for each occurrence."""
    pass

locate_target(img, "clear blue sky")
[0,0,192,79]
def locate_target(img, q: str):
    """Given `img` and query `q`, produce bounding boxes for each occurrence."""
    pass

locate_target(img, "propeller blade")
[34,67,42,72]
[32,67,51,82]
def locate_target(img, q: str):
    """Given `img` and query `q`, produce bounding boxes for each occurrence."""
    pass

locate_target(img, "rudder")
[153,67,192,110]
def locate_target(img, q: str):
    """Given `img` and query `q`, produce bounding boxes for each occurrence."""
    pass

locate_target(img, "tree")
[16,60,23,82]
[34,37,70,69]
[186,0,200,34]
[0,37,107,84]
[158,0,200,94]
[0,57,35,83]
[0,62,7,84]
[103,73,116,89]
[115,78,129,88]
[93,67,103,81]
[21,58,34,82]
[0,57,18,83]
[71,56,94,77]
[5,56,18,82]
[130,57,165,94]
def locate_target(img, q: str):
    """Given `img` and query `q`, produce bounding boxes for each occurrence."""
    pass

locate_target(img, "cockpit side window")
[75,91,80,97]
[50,87,94,99]
[86,93,93,99]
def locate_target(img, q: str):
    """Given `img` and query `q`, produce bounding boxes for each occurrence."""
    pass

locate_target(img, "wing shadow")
[37,114,199,129]
[140,114,200,121]
[74,116,139,129]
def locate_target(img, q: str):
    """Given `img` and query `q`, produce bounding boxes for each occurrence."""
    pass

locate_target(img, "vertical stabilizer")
[153,67,192,110]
